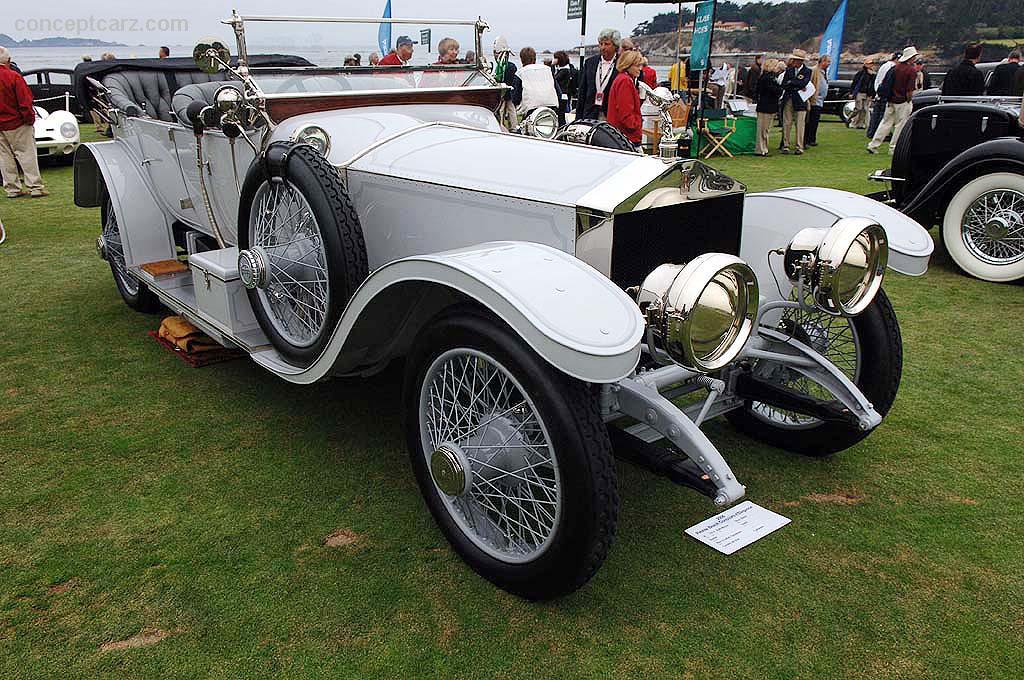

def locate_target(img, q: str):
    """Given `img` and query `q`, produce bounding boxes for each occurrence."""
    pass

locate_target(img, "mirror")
[193,39,231,75]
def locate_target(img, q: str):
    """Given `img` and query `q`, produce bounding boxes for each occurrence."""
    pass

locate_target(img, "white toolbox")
[188,247,259,336]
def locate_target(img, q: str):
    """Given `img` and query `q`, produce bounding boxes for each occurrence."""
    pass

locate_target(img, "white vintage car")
[34,105,79,161]
[73,13,934,599]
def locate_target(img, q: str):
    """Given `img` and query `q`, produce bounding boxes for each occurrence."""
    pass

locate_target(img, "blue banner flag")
[378,0,392,56]
[819,0,847,80]
[690,0,715,72]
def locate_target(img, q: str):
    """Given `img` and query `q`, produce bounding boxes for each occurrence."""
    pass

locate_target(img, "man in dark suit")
[988,49,1020,96]
[575,28,620,121]
[780,49,812,154]
[942,44,985,96]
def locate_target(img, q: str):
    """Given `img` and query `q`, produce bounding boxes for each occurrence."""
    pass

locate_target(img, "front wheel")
[403,311,618,600]
[726,289,902,457]
[941,172,1024,283]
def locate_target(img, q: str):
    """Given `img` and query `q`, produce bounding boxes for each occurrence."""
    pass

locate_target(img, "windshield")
[232,15,484,73]
[251,68,493,95]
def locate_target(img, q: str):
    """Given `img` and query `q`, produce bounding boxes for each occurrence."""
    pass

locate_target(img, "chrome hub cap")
[237,247,268,290]
[431,443,472,497]
[95,235,107,261]
[962,189,1024,266]
[249,181,330,347]
[419,349,562,564]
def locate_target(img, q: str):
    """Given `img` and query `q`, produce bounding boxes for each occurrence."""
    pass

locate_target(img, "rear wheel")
[726,290,902,457]
[404,311,618,600]
[101,199,160,313]
[941,172,1024,283]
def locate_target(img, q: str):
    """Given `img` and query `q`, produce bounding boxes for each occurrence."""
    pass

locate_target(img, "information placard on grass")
[685,501,790,555]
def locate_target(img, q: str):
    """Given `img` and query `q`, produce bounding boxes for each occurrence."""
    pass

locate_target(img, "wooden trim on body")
[265,87,504,122]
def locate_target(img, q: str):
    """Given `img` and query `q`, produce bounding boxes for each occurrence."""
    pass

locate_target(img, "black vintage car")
[23,68,85,121]
[869,99,1024,282]
[824,78,853,122]
[912,62,1001,110]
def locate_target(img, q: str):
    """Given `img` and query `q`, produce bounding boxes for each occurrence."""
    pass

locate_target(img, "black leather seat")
[103,70,229,121]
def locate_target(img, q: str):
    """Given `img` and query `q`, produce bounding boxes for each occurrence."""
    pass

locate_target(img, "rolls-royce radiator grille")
[609,194,744,289]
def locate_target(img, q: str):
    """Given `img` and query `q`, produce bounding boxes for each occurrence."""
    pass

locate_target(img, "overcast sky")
[6,1,763,51]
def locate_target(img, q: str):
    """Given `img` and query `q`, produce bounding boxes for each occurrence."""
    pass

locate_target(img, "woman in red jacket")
[607,50,644,150]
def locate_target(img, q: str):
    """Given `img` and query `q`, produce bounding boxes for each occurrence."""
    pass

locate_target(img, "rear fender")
[901,138,1024,218]
[250,241,646,385]
[74,141,174,267]
[742,188,934,303]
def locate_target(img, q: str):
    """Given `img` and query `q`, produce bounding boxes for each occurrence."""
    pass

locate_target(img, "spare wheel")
[237,143,368,367]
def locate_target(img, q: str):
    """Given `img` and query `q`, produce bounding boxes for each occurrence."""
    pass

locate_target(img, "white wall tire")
[941,172,1024,283]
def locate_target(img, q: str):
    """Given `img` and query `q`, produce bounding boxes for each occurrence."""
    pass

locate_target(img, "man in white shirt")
[867,51,899,139]
[709,62,733,108]
[513,47,561,122]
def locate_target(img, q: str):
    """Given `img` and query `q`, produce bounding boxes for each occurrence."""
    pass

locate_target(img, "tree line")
[633,0,1022,53]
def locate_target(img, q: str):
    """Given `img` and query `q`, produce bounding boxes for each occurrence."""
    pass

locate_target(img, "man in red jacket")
[867,46,918,155]
[0,48,46,198]
[379,36,416,66]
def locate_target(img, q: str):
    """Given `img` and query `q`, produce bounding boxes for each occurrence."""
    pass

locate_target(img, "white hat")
[899,46,919,62]
[493,36,511,54]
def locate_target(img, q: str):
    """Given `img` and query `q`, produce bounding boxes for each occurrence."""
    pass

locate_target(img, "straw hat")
[788,48,809,62]
[899,46,919,62]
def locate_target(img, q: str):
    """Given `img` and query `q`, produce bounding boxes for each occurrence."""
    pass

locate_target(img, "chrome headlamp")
[784,217,888,316]
[293,124,332,156]
[214,86,243,116]
[522,107,559,139]
[637,253,759,372]
[60,122,77,139]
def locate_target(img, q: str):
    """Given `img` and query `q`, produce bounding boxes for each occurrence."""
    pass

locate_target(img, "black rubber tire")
[237,144,368,367]
[101,199,161,314]
[403,309,619,600]
[725,289,903,458]
[555,119,637,152]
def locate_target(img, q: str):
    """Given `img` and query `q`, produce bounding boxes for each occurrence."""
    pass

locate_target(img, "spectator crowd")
[2,25,1024,204]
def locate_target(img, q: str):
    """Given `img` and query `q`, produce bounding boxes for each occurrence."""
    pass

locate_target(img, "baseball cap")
[396,36,417,48]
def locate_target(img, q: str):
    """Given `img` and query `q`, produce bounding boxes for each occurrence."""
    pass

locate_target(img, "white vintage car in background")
[34,105,79,161]
[73,13,933,599]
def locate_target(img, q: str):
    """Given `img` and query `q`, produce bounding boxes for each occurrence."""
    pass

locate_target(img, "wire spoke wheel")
[102,206,139,296]
[750,307,862,430]
[961,188,1024,266]
[419,348,563,564]
[250,180,330,348]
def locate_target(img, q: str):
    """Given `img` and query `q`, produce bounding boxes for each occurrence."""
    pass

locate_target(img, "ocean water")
[11,43,682,79]
[10,44,397,73]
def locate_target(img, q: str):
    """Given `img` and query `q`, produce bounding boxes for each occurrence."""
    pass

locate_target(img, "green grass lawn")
[1,121,1022,679]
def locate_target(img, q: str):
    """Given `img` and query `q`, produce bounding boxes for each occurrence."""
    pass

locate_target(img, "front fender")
[250,241,645,385]
[741,187,934,302]
[901,137,1024,218]
[74,141,174,267]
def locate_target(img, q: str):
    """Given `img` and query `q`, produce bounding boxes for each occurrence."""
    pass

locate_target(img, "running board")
[609,426,718,500]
